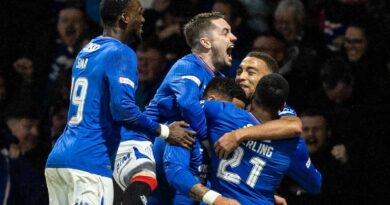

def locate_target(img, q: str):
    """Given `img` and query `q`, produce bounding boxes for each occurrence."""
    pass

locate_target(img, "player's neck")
[102,27,128,44]
[196,52,216,71]
[250,106,278,122]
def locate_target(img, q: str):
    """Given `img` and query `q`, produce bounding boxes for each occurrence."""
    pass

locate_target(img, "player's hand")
[213,196,241,205]
[274,195,287,205]
[214,131,240,159]
[166,121,196,150]
[331,144,348,163]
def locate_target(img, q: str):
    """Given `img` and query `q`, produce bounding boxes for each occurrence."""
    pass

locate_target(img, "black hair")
[246,51,279,73]
[203,77,248,105]
[320,57,353,89]
[300,108,329,128]
[253,73,289,111]
[100,0,131,27]
[183,12,225,48]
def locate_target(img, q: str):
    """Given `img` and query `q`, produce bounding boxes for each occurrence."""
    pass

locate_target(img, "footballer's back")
[47,36,138,177]
[204,100,299,205]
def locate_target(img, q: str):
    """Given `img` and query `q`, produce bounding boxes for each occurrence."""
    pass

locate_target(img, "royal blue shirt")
[46,36,159,177]
[204,101,320,204]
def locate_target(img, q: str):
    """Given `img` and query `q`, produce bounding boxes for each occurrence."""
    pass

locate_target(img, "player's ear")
[206,94,217,101]
[120,13,128,24]
[200,37,211,49]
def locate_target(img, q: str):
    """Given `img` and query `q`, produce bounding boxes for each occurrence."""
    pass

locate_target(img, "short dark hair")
[320,57,353,89]
[183,12,225,48]
[100,0,131,27]
[300,108,329,128]
[203,77,248,105]
[253,73,289,111]
[246,51,279,73]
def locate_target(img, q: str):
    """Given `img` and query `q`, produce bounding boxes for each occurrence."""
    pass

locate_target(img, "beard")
[211,46,230,70]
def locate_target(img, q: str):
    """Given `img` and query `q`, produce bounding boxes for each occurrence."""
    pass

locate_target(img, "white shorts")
[113,140,156,191]
[45,168,113,205]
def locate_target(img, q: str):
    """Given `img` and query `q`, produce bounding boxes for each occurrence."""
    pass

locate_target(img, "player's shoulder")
[279,104,297,117]
[203,100,243,117]
[89,36,136,58]
[171,54,204,74]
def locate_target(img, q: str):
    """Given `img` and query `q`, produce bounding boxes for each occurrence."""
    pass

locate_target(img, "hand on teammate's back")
[166,121,196,150]
[213,196,241,205]
[214,131,240,159]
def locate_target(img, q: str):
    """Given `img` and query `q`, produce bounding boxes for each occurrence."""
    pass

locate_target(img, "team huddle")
[44,0,322,205]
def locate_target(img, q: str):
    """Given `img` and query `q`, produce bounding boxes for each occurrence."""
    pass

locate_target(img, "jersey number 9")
[69,77,88,125]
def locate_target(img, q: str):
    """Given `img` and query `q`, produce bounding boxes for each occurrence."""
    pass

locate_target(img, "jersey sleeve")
[164,140,202,196]
[106,48,159,136]
[169,66,207,140]
[286,137,322,194]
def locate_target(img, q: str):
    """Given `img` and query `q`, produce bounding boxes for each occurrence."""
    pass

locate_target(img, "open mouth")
[227,45,234,58]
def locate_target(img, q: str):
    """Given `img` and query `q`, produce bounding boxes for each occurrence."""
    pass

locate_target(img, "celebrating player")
[205,74,322,204]
[215,51,303,159]
[112,12,236,205]
[45,0,193,204]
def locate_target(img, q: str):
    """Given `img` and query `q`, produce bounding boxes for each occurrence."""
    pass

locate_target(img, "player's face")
[235,57,272,98]
[344,26,367,62]
[301,116,329,154]
[124,0,145,41]
[57,8,86,47]
[208,18,237,69]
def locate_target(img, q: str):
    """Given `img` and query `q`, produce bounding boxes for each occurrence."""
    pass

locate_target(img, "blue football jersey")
[147,54,217,204]
[204,100,300,205]
[46,36,159,177]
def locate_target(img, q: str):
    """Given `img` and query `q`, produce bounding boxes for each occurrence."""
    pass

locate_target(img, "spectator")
[136,37,169,111]
[48,101,68,147]
[4,106,50,205]
[343,23,390,101]
[279,109,352,204]
[43,3,90,118]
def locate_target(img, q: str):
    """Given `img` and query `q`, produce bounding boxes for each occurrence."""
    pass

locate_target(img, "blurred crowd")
[0,0,389,204]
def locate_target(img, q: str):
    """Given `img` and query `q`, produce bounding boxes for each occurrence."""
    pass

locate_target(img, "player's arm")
[215,107,302,159]
[164,142,200,197]
[170,75,208,141]
[286,138,322,194]
[106,51,194,147]
[163,142,239,205]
